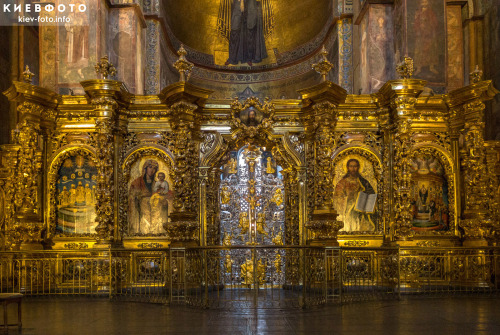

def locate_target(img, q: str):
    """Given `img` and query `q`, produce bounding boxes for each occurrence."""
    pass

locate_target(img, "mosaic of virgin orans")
[409,154,449,231]
[128,157,173,235]
[218,0,273,66]
[333,155,378,232]
[56,155,97,234]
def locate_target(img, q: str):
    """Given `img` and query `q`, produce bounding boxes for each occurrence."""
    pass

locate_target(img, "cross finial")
[173,44,194,82]
[312,45,334,82]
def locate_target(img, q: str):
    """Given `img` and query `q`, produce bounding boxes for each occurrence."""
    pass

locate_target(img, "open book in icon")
[355,192,377,213]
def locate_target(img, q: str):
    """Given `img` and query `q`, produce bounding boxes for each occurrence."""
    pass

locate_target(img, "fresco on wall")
[367,5,394,92]
[128,157,173,235]
[446,5,464,90]
[57,0,95,85]
[407,0,445,84]
[56,155,97,234]
[409,154,449,231]
[333,155,377,232]
[110,7,144,93]
[359,10,368,92]
[393,0,405,66]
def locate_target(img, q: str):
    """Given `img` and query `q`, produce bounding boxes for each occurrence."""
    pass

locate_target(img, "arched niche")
[47,145,98,238]
[219,144,286,246]
[203,129,303,245]
[120,146,175,237]
[331,146,383,234]
[408,145,456,234]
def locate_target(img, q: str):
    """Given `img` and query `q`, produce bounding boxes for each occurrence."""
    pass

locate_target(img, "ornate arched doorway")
[220,144,285,246]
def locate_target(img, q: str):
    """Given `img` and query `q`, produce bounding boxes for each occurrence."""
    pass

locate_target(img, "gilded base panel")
[122,238,171,249]
[51,238,97,250]
[338,236,384,248]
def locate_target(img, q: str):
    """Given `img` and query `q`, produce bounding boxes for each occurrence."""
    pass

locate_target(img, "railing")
[185,246,327,308]
[0,246,498,308]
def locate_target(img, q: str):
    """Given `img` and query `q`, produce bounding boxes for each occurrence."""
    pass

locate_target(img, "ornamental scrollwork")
[344,240,370,247]
[229,97,275,142]
[305,101,338,213]
[340,110,374,121]
[200,133,216,155]
[17,101,56,120]
[166,101,201,222]
[205,168,222,246]
[137,242,164,249]
[459,100,493,239]
[64,242,89,249]
[281,167,300,245]
[415,240,440,247]
[200,132,224,167]
[288,134,304,157]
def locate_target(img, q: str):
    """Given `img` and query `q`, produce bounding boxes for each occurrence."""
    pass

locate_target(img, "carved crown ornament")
[94,55,116,80]
[396,56,414,80]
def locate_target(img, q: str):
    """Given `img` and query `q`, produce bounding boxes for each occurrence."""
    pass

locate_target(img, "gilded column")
[484,141,500,244]
[298,79,347,246]
[164,100,201,245]
[205,168,222,246]
[281,167,300,245]
[385,57,426,240]
[10,114,43,249]
[460,100,492,241]
[160,46,212,245]
[377,106,393,242]
[81,57,122,247]
[448,74,499,245]
[2,72,58,249]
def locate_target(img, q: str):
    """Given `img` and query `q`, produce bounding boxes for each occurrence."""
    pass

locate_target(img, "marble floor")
[2,297,500,334]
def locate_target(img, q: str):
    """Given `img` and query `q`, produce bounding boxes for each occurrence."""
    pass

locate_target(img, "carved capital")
[91,96,118,109]
[392,96,418,114]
